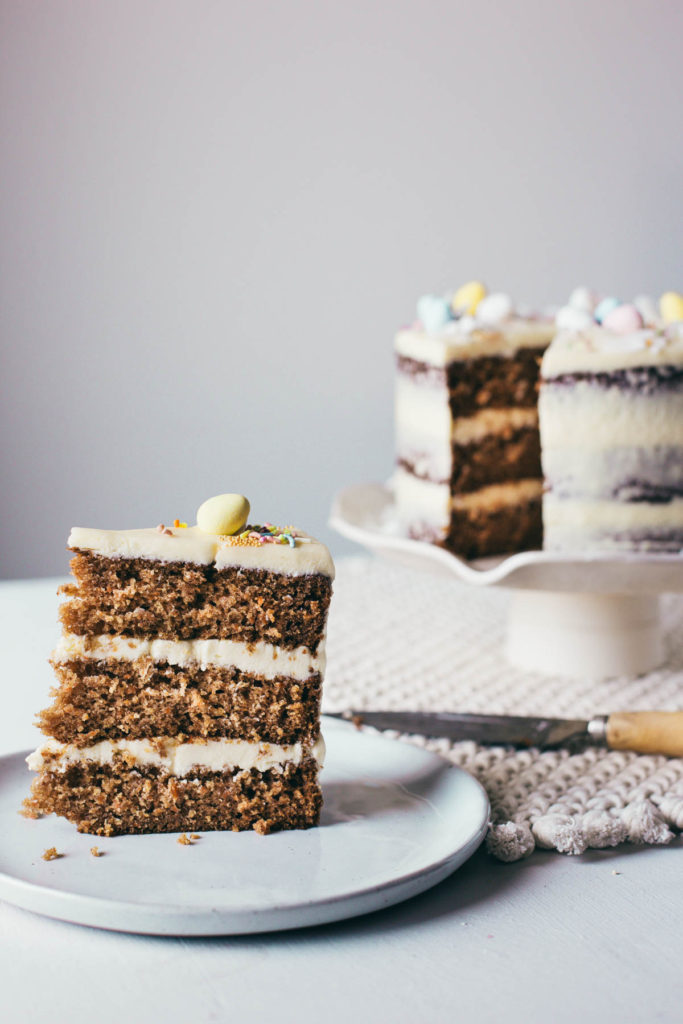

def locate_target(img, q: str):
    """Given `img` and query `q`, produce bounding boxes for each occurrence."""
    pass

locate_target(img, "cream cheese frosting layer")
[27,735,326,776]
[396,319,553,367]
[542,324,683,377]
[53,633,326,680]
[539,385,683,449]
[543,496,683,532]
[68,525,335,577]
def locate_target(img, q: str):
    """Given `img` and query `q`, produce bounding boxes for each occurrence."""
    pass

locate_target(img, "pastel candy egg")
[594,297,621,323]
[555,305,594,330]
[660,291,683,325]
[568,286,597,314]
[416,294,452,334]
[452,280,487,316]
[634,294,658,325]
[197,494,250,535]
[602,303,644,334]
[476,292,514,325]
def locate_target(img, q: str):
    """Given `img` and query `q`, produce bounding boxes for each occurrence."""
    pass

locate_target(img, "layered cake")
[25,493,334,836]
[394,281,555,558]
[540,290,683,551]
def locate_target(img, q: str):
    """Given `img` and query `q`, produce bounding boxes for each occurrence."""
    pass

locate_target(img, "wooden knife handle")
[606,711,683,758]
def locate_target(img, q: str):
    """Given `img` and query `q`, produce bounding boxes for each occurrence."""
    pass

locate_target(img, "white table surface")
[1,575,681,1024]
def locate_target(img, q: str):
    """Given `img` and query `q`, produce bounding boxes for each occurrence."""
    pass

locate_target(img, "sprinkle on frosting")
[173,519,188,528]
[224,524,305,548]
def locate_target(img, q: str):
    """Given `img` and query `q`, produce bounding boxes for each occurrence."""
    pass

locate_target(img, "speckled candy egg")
[476,292,514,325]
[196,494,250,535]
[451,280,487,317]
[416,295,452,334]
[593,297,621,323]
[602,303,644,334]
[660,292,683,325]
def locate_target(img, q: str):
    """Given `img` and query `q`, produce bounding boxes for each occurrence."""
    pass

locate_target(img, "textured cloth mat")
[323,557,683,861]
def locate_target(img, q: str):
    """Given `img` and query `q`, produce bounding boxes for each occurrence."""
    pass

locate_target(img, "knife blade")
[325,709,683,757]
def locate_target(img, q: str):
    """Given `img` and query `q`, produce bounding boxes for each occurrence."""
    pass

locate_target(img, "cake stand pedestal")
[330,483,683,680]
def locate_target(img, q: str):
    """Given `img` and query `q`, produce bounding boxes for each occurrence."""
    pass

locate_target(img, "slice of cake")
[394,281,555,558]
[540,291,683,552]
[25,493,334,836]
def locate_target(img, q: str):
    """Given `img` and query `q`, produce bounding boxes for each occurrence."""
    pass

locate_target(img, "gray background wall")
[2,0,681,578]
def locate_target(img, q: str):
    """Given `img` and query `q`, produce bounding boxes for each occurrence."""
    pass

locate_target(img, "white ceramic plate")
[0,717,489,936]
[330,482,683,593]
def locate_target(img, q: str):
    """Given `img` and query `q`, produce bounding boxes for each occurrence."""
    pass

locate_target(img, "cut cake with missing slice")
[25,495,334,836]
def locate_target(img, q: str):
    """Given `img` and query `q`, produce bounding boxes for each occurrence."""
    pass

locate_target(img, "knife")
[325,710,683,757]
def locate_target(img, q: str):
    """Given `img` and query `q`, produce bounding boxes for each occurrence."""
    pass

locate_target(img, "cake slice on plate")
[25,493,334,836]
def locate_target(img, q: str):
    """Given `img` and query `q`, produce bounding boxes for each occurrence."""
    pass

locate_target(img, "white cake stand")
[330,483,683,680]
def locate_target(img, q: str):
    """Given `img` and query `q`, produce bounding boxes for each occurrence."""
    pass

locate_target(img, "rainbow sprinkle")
[222,524,303,548]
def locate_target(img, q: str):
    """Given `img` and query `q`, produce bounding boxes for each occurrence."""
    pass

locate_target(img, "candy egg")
[633,294,658,325]
[196,494,250,535]
[476,292,514,325]
[567,286,597,314]
[555,305,594,330]
[594,297,621,323]
[416,295,452,334]
[602,303,644,334]
[452,280,487,316]
[660,291,683,325]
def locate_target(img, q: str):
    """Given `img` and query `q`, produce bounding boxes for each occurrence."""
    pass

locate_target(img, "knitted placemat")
[323,556,683,861]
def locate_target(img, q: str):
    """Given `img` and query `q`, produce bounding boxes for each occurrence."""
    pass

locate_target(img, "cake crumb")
[611,869,621,876]
[42,847,62,861]
[20,798,42,819]
[90,846,104,857]
[190,834,200,840]
[352,714,364,730]
[177,832,193,845]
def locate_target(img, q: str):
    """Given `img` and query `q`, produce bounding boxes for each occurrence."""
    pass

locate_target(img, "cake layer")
[39,659,322,747]
[448,497,542,559]
[397,349,542,417]
[539,380,683,449]
[393,469,542,557]
[542,445,683,502]
[52,633,325,679]
[399,426,540,492]
[543,496,683,552]
[25,759,322,836]
[60,554,332,649]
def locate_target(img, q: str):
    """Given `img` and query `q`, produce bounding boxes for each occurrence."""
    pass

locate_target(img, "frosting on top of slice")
[68,523,335,577]
[397,281,554,364]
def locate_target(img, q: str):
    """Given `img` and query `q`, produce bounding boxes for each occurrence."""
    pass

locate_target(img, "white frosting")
[542,445,683,502]
[392,470,450,532]
[539,384,683,449]
[68,524,334,577]
[27,735,326,776]
[542,324,683,376]
[395,319,554,367]
[543,496,683,533]
[53,633,325,680]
